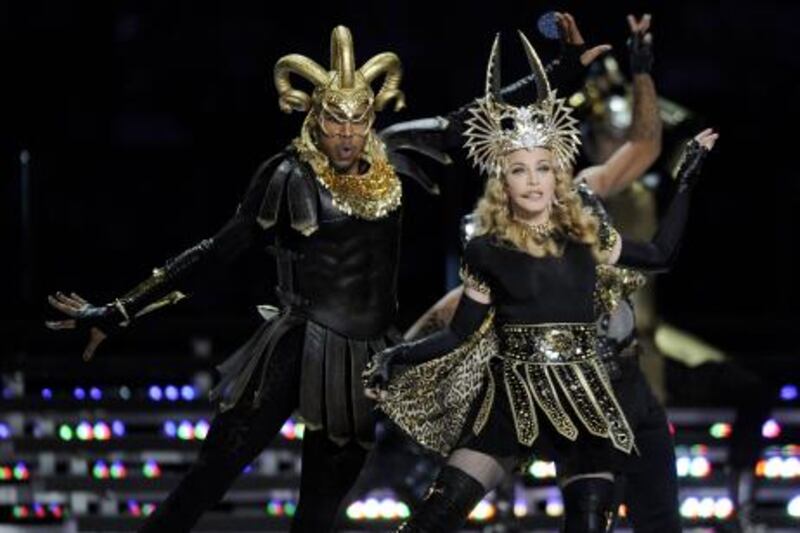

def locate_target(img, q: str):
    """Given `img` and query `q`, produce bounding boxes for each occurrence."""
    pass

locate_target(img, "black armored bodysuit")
[139,123,450,532]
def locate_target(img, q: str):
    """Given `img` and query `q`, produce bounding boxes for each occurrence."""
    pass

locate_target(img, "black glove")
[362,344,408,393]
[45,292,125,333]
[628,30,654,75]
[676,139,709,193]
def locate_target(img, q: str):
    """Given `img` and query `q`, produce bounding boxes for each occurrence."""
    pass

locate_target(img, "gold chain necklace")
[514,218,554,240]
[315,157,402,220]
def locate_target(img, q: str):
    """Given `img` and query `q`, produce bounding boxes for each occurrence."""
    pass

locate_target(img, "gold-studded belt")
[498,323,597,364]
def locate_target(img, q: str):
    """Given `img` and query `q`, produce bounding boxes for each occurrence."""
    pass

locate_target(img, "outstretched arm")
[45,157,279,360]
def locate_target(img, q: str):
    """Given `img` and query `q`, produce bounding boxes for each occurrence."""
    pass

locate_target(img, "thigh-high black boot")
[562,477,616,533]
[398,465,487,533]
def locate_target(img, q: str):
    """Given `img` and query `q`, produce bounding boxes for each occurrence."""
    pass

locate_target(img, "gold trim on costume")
[292,125,402,220]
[594,264,647,316]
[378,312,497,456]
[459,264,491,296]
[493,322,635,454]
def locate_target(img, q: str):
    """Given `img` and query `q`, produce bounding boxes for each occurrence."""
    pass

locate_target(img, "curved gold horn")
[517,30,550,102]
[484,33,502,102]
[359,52,405,112]
[330,26,356,89]
[273,54,329,113]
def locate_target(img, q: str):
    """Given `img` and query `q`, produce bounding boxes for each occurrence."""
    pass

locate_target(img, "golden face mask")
[273,25,405,122]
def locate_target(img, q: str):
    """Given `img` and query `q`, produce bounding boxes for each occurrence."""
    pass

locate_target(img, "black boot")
[398,465,486,533]
[562,477,616,533]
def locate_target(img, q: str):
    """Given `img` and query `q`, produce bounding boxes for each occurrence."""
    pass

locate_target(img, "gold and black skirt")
[474,322,635,454]
[379,319,635,457]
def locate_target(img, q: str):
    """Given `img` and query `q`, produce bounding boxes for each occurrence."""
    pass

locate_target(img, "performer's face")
[315,95,373,174]
[503,147,557,222]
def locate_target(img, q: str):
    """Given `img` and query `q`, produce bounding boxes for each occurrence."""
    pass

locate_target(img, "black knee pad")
[399,465,486,533]
[562,477,616,533]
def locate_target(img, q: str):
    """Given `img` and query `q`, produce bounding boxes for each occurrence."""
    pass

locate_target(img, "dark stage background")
[4,0,799,386]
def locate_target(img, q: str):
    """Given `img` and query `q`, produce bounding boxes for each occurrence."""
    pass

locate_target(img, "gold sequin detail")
[496,322,635,454]
[597,218,620,256]
[378,312,497,456]
[594,264,647,316]
[459,263,491,296]
[292,134,402,220]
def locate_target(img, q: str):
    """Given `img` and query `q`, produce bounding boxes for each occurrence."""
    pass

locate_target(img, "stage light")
[763,419,782,439]
[780,384,798,401]
[13,463,29,481]
[709,422,732,439]
[89,387,102,400]
[41,388,53,400]
[715,498,734,519]
[194,420,210,440]
[148,386,163,401]
[285,501,298,517]
[93,422,111,441]
[92,461,110,480]
[164,385,179,401]
[163,420,177,438]
[680,496,734,520]
[545,498,564,517]
[58,424,73,441]
[181,385,196,401]
[110,461,127,479]
[177,420,194,440]
[513,500,527,517]
[127,500,142,517]
[118,386,131,400]
[76,421,94,441]
[12,505,29,519]
[49,504,63,519]
[0,423,10,440]
[528,460,557,479]
[280,418,305,440]
[788,495,800,518]
[112,420,126,437]
[73,387,86,400]
[0,466,12,480]
[33,504,45,519]
[469,500,496,521]
[142,460,161,479]
[690,457,712,478]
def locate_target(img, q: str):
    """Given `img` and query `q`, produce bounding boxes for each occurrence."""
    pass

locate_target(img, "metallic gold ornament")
[463,31,581,177]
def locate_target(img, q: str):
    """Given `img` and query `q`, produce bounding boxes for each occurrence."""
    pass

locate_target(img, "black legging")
[140,328,368,532]
[616,363,681,532]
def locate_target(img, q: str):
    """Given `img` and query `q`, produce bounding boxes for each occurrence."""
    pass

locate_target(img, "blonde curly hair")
[473,157,605,259]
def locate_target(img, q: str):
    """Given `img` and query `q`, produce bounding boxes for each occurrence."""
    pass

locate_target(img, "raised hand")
[677,128,719,192]
[554,12,612,66]
[628,14,654,74]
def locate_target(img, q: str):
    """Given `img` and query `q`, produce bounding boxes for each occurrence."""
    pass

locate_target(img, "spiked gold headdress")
[463,31,581,177]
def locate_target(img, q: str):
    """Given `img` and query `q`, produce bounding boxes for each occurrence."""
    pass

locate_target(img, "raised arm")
[578,14,663,198]
[606,129,719,271]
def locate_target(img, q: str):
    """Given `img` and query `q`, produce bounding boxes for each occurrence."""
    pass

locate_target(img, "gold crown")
[463,31,581,177]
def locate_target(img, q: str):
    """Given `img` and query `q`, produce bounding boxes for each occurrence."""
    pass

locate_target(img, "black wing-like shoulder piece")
[380,117,453,195]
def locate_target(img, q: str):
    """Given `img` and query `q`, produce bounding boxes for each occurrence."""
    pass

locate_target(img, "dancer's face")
[503,147,557,222]
[315,100,372,174]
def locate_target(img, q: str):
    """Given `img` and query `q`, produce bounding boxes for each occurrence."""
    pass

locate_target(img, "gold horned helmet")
[463,31,581,177]
[274,25,405,129]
